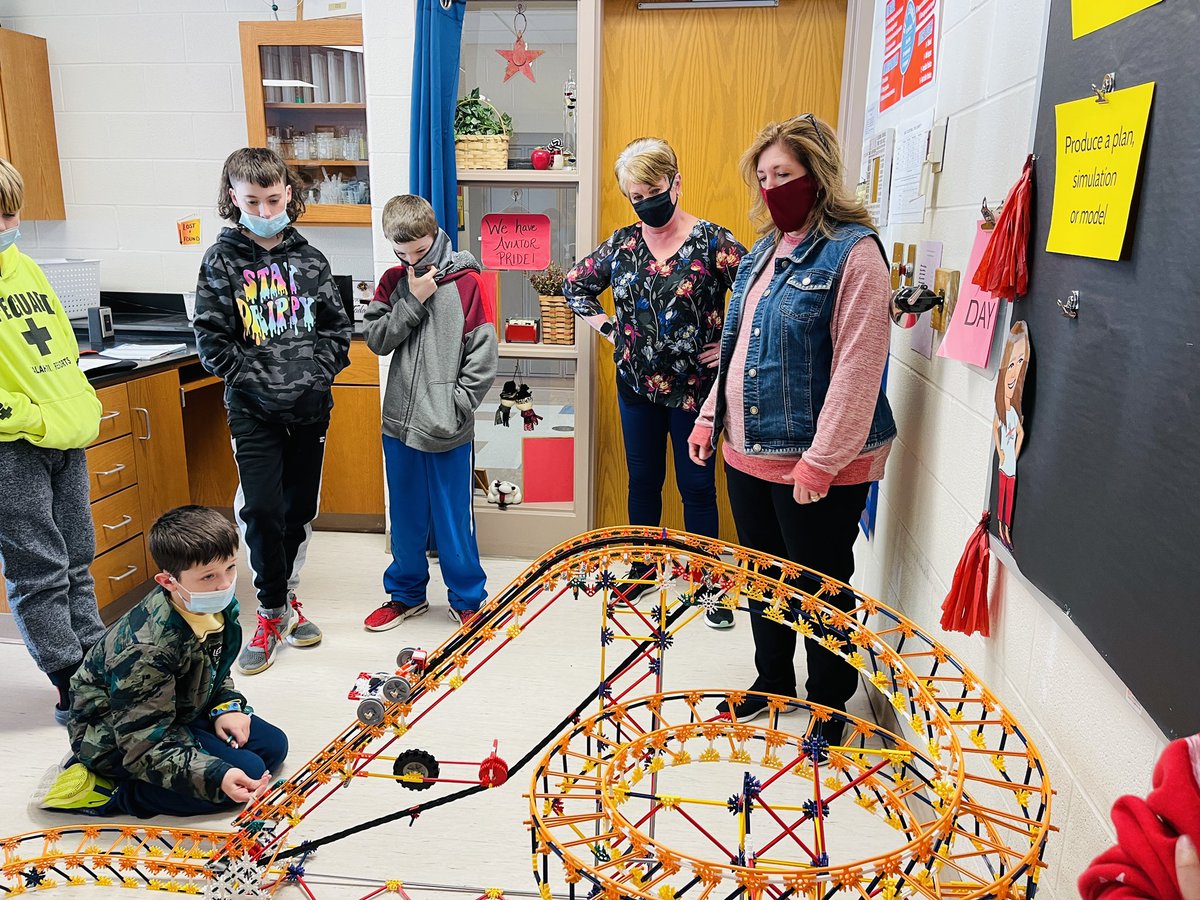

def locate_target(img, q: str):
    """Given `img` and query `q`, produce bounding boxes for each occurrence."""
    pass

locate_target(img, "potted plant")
[454,88,514,170]
[529,262,574,345]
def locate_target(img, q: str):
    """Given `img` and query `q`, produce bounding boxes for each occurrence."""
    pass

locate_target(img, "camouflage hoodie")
[68,587,250,805]
[193,226,351,424]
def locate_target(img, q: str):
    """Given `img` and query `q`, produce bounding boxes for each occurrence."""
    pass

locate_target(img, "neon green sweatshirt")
[0,244,101,449]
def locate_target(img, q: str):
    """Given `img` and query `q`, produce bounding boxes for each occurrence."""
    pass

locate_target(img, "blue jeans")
[383,436,487,611]
[108,714,287,819]
[616,380,719,537]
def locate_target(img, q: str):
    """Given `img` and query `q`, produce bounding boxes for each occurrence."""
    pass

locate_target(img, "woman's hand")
[792,481,827,505]
[698,342,721,368]
[688,436,713,467]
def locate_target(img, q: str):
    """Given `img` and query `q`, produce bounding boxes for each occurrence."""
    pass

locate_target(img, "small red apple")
[531,148,552,170]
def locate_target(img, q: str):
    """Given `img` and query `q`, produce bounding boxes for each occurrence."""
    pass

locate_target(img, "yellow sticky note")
[177,217,202,246]
[1046,81,1155,261]
[1072,0,1162,39]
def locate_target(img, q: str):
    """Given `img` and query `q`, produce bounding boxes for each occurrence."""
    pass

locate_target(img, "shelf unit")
[239,18,370,227]
[457,0,600,557]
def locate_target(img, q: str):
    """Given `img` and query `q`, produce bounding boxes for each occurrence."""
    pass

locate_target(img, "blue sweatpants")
[106,714,287,819]
[383,436,487,611]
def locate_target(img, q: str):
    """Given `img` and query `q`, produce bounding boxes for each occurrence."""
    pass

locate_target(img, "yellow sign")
[177,217,202,246]
[1072,0,1162,39]
[1045,82,1155,261]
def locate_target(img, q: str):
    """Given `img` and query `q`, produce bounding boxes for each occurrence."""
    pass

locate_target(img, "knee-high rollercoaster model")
[0,528,1054,900]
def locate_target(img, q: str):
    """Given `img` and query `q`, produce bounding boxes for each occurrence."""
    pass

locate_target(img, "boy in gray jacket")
[362,195,498,631]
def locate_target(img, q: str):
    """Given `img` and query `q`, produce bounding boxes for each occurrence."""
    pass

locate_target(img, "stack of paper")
[102,343,187,361]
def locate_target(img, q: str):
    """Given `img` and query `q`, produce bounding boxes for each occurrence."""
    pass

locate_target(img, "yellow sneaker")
[40,763,115,813]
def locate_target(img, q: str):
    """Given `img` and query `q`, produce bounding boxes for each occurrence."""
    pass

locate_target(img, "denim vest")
[711,223,897,456]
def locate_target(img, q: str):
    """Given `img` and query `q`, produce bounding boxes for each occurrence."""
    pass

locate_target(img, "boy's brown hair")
[382,194,439,243]
[0,158,24,215]
[150,505,239,578]
[216,147,307,224]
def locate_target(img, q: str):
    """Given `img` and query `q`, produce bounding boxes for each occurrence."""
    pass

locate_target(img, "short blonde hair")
[613,137,678,196]
[382,194,439,243]
[0,159,25,215]
[740,115,876,239]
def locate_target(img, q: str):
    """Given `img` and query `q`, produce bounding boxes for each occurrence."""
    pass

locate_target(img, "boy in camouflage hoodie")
[40,506,287,818]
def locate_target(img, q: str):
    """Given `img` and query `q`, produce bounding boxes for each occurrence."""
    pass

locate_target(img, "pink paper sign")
[938,223,1003,368]
[480,213,551,270]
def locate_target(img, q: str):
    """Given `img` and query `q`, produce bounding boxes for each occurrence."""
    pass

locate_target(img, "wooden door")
[128,370,190,565]
[593,0,847,540]
[0,29,64,219]
[317,384,385,527]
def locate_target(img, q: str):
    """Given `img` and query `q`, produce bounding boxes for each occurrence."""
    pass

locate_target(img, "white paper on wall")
[910,239,943,359]
[865,128,895,228]
[889,109,935,225]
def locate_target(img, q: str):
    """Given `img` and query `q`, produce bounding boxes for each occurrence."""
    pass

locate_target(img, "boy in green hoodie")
[0,158,105,724]
[193,148,351,677]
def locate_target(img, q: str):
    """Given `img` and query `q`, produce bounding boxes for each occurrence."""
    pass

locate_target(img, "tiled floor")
[0,532,901,899]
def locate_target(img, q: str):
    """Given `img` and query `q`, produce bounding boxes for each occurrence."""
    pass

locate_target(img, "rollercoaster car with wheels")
[348,646,428,725]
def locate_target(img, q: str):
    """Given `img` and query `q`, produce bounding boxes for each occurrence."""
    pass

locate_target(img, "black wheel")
[382,676,411,703]
[396,646,417,667]
[356,698,386,726]
[392,748,440,790]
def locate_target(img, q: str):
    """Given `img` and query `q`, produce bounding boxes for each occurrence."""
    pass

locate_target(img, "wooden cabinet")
[0,29,65,220]
[128,370,190,536]
[238,18,369,227]
[316,340,384,529]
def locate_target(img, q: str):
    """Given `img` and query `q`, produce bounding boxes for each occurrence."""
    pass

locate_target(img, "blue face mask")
[0,226,21,252]
[172,577,237,615]
[239,208,290,239]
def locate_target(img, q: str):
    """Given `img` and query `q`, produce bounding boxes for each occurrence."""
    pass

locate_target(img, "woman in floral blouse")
[564,137,745,627]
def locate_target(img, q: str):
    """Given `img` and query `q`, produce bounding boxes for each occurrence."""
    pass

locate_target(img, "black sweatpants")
[229,412,328,612]
[725,464,869,712]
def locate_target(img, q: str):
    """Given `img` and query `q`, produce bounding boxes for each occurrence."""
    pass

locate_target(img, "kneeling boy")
[42,506,286,818]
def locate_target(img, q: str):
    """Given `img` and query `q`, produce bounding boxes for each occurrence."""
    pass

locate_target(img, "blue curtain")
[410,0,466,249]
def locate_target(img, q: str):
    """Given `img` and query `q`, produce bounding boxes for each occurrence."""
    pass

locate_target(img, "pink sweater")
[691,233,893,494]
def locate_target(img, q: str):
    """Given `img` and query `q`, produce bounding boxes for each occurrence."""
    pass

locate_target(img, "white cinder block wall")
[851,0,1169,895]
[0,0,374,292]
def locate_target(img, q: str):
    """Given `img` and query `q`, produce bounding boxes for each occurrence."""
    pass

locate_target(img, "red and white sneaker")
[447,607,479,627]
[364,600,429,632]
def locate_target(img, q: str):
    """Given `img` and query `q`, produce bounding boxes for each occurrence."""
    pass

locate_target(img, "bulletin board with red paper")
[1004,0,1198,739]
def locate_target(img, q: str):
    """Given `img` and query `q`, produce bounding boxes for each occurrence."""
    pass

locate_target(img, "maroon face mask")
[761,174,818,233]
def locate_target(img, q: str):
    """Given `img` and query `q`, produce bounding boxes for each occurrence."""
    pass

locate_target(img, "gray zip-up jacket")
[363,252,498,452]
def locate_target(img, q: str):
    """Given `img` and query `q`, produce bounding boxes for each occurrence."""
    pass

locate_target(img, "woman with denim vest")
[688,115,896,738]
[565,137,745,628]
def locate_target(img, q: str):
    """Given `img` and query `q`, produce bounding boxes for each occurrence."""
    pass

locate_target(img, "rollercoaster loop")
[0,528,1053,900]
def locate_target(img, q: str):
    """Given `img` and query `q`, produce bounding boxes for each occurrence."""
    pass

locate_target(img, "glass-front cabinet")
[239,19,370,226]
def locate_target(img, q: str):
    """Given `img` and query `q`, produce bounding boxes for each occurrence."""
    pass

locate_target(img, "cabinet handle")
[96,463,126,477]
[101,514,133,531]
[100,410,120,422]
[133,407,151,441]
[108,565,138,582]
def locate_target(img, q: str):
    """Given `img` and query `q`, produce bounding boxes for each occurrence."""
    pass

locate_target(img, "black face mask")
[632,186,677,228]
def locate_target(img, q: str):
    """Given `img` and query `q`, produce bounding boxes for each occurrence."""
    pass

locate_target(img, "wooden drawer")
[92,535,148,610]
[92,383,131,446]
[335,340,381,386]
[86,435,138,502]
[91,486,144,556]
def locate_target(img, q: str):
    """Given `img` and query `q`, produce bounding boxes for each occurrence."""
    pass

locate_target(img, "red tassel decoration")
[940,512,993,637]
[973,154,1035,299]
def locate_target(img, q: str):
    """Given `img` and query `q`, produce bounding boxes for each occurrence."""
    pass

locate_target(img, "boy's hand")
[214,711,252,748]
[409,267,439,304]
[220,767,272,803]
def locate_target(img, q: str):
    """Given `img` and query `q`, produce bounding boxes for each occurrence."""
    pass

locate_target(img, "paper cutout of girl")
[993,321,1030,549]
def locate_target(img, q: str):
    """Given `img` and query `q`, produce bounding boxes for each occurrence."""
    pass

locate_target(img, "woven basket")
[455,133,510,170]
[538,295,575,345]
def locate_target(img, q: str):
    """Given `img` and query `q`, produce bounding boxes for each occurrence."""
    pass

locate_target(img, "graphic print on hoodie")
[193,226,351,424]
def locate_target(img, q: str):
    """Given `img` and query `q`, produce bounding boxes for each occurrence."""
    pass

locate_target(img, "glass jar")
[292,133,311,160]
[314,132,335,160]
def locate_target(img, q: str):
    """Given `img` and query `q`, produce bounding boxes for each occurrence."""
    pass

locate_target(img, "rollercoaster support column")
[649,556,666,843]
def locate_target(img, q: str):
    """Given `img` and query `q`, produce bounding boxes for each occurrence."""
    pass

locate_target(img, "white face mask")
[172,577,236,615]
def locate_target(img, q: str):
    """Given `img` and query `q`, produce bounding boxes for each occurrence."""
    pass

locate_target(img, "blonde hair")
[740,115,875,239]
[0,159,25,215]
[613,137,678,196]
[216,147,306,224]
[382,194,439,243]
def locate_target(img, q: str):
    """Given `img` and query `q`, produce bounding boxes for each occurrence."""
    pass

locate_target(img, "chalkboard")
[998,0,1200,739]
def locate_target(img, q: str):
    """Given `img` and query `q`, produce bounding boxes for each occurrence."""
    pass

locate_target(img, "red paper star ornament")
[497,33,544,83]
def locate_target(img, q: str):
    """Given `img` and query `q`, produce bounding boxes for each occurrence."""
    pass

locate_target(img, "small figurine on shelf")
[496,379,519,426]
[515,383,541,431]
